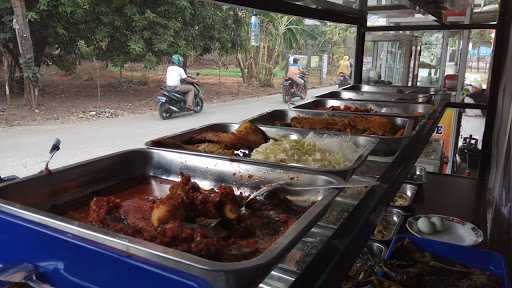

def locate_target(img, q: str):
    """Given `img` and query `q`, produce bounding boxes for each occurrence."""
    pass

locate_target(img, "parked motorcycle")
[282,72,307,103]
[156,80,204,120]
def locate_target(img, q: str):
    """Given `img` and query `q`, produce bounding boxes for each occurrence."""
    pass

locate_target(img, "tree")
[470,30,493,72]
[10,0,38,109]
[233,11,307,86]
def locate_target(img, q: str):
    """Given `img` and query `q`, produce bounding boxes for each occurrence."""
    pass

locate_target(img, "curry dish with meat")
[64,174,308,262]
[151,121,270,157]
[319,105,375,113]
[288,115,404,137]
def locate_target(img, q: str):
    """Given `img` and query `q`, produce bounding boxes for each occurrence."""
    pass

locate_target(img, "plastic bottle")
[250,11,260,46]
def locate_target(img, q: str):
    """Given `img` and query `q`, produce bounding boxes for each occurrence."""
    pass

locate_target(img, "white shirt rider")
[166,66,187,87]
[164,59,198,110]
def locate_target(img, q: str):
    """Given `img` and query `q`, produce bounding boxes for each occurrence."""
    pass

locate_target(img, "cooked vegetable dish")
[64,174,309,262]
[251,134,360,169]
[151,122,364,169]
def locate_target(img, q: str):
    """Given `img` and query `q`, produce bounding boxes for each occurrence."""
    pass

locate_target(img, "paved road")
[0,86,335,177]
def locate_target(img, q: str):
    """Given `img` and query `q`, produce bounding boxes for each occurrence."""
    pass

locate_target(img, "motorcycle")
[282,72,307,103]
[336,72,351,88]
[156,80,204,120]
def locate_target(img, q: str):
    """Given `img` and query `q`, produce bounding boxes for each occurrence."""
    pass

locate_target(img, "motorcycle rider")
[337,55,352,78]
[286,57,305,88]
[166,54,198,110]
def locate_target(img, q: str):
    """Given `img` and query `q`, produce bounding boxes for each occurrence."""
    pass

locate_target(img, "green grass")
[189,68,285,78]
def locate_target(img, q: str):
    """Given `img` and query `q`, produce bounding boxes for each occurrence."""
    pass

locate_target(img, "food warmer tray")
[260,239,388,288]
[318,196,357,229]
[291,99,433,118]
[406,165,427,184]
[277,225,333,274]
[355,160,426,183]
[273,225,387,278]
[371,208,405,242]
[247,109,415,156]
[340,84,447,95]
[0,149,344,288]
[390,183,418,207]
[145,123,378,180]
[315,90,432,103]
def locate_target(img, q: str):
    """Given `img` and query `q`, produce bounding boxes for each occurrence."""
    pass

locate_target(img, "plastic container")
[387,235,510,288]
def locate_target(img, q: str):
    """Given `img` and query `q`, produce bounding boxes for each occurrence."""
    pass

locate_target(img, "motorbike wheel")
[282,86,291,103]
[299,85,307,100]
[193,97,204,113]
[158,102,173,120]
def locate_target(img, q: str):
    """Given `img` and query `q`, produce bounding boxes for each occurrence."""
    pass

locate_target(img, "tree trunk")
[1,48,16,105]
[476,44,481,72]
[10,0,39,109]
[236,52,248,84]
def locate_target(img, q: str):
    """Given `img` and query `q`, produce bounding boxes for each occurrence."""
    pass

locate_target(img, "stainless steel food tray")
[0,149,343,288]
[371,208,405,241]
[318,197,357,229]
[341,84,447,96]
[291,99,433,118]
[259,268,296,288]
[315,90,433,103]
[367,241,387,259]
[405,165,427,184]
[145,123,378,180]
[261,239,387,288]
[355,160,425,182]
[248,109,415,156]
[277,225,334,274]
[390,183,418,207]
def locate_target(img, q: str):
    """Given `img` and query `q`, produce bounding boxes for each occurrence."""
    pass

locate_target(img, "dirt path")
[0,63,287,127]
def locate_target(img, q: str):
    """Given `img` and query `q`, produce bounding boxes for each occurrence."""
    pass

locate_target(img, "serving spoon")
[241,179,379,214]
[42,138,61,174]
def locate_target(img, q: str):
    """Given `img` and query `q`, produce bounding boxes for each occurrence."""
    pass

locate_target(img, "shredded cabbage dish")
[251,134,361,169]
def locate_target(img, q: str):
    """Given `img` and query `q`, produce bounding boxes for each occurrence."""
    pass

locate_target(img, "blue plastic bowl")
[386,235,510,288]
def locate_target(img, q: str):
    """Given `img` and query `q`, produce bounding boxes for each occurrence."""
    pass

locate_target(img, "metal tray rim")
[0,148,343,272]
[246,110,416,140]
[290,99,432,119]
[145,123,379,177]
[371,207,405,241]
[390,183,418,207]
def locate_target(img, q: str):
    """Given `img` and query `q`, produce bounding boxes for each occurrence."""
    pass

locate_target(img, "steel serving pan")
[355,161,425,182]
[390,183,418,207]
[0,149,343,288]
[291,99,433,118]
[247,109,415,156]
[278,225,334,274]
[145,123,378,180]
[371,208,405,241]
[315,90,433,103]
[366,241,387,259]
[259,268,296,288]
[405,165,427,184]
[341,84,447,95]
[318,197,357,229]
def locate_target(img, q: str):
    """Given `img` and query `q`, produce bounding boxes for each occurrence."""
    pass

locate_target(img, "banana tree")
[255,14,308,86]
